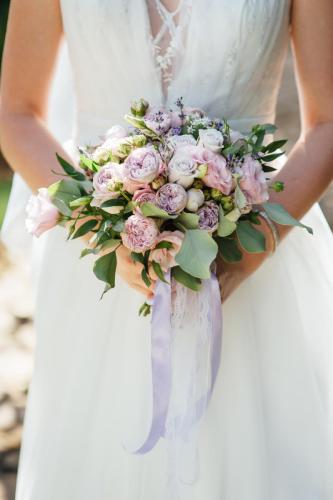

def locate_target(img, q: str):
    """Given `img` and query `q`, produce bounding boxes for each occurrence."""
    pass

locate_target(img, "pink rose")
[239,155,269,204]
[196,148,233,195]
[156,183,187,214]
[121,214,159,253]
[144,106,172,135]
[25,188,59,237]
[123,147,161,192]
[150,230,184,272]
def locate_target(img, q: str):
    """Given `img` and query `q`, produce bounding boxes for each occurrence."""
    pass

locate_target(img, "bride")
[1,0,333,498]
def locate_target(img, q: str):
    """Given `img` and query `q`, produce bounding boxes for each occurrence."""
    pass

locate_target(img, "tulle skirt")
[10,196,333,500]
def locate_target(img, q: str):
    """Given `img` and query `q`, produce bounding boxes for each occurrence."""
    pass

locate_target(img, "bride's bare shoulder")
[0,0,63,116]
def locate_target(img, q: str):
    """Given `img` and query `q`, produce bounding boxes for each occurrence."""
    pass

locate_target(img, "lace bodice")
[59,0,291,145]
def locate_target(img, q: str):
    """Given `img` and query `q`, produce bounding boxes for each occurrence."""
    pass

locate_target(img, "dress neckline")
[143,0,193,103]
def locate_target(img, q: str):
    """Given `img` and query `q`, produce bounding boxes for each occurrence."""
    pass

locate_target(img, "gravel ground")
[0,50,332,500]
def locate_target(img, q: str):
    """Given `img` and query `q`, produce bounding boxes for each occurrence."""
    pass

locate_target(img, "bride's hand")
[75,215,156,299]
[115,246,156,299]
[216,219,276,302]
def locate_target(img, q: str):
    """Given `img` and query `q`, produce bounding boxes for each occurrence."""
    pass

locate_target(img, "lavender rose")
[167,146,205,188]
[121,214,159,253]
[197,201,219,232]
[144,106,172,135]
[123,147,161,192]
[25,188,59,237]
[239,155,269,204]
[156,183,187,215]
[91,162,123,213]
[133,188,157,210]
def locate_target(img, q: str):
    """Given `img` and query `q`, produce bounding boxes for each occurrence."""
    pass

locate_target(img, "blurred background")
[0,2,332,499]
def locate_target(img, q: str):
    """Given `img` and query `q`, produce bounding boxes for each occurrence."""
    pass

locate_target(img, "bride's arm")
[0,0,153,299]
[0,0,71,191]
[218,0,333,300]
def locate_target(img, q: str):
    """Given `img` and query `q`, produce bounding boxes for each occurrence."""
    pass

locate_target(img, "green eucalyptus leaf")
[217,205,237,237]
[176,211,199,229]
[141,202,176,219]
[216,237,243,263]
[260,152,285,162]
[51,198,72,216]
[152,261,168,283]
[263,139,287,154]
[172,266,202,291]
[93,251,117,288]
[69,196,93,208]
[234,183,247,210]
[72,219,98,239]
[141,268,152,287]
[79,155,99,172]
[48,179,82,206]
[101,198,127,208]
[155,240,173,250]
[236,220,266,253]
[80,247,99,258]
[175,229,218,279]
[100,239,121,252]
[56,153,86,181]
[263,202,313,234]
[131,252,145,264]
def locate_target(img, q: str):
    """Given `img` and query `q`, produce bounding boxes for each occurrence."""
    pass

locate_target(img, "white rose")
[92,145,111,163]
[186,188,205,212]
[167,134,196,150]
[168,153,198,188]
[198,128,224,153]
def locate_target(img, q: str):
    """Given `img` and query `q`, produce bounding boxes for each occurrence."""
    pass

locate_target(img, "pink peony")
[197,201,219,232]
[25,188,59,237]
[123,147,161,192]
[121,214,159,253]
[133,187,156,205]
[156,183,187,215]
[144,106,172,135]
[239,155,269,204]
[150,230,184,272]
[91,163,123,212]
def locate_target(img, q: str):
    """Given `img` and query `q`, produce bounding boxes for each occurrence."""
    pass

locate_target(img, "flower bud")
[210,188,223,202]
[131,134,147,148]
[192,179,204,189]
[131,98,149,117]
[221,195,234,212]
[271,181,284,192]
[186,188,205,212]
[151,175,166,190]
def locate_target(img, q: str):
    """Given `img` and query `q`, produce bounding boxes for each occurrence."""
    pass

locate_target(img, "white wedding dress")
[5,0,333,499]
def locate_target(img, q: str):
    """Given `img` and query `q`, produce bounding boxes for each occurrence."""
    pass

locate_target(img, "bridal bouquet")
[26,98,311,304]
[26,98,312,455]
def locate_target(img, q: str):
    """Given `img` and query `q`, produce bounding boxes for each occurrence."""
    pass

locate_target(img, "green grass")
[0,178,12,228]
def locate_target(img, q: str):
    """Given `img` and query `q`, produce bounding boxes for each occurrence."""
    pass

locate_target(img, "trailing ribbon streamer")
[127,272,222,454]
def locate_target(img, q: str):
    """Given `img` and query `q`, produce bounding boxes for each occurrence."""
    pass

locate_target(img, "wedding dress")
[5,1,333,499]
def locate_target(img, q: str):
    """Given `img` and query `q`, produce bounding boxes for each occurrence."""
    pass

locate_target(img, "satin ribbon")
[129,272,222,454]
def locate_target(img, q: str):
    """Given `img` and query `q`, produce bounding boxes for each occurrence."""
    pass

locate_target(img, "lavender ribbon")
[131,273,222,454]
